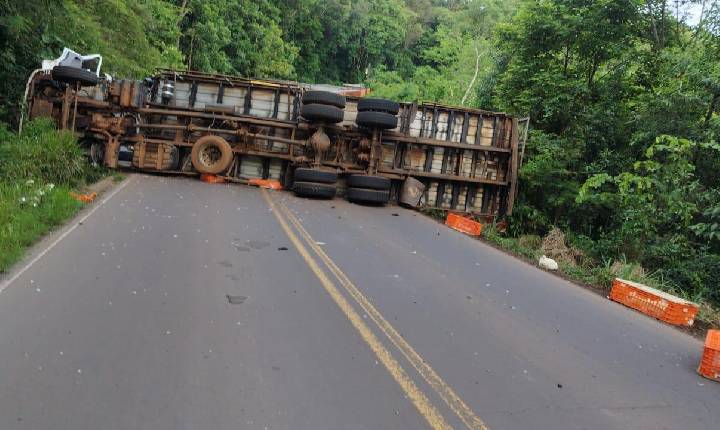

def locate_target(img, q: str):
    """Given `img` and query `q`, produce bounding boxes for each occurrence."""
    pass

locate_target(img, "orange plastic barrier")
[445,213,483,236]
[248,178,282,190]
[69,191,97,203]
[698,330,720,382]
[200,173,226,184]
[609,278,698,326]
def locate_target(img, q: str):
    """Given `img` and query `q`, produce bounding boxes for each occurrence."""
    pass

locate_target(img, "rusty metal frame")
[27,69,525,219]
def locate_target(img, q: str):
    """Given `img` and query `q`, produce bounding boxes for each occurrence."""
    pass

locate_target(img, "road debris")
[538,255,559,271]
[226,294,247,305]
[69,191,97,203]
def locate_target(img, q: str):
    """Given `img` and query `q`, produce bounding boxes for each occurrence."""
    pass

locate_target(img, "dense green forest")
[1,0,719,307]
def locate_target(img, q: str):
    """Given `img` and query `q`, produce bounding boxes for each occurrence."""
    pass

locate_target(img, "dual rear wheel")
[300,91,346,124]
[292,170,391,205]
[292,168,338,199]
[346,174,390,205]
[355,98,399,130]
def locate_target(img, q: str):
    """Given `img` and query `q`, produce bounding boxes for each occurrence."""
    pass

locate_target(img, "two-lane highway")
[0,174,717,429]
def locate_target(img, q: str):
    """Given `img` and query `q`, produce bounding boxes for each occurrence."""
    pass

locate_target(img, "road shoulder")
[0,174,133,292]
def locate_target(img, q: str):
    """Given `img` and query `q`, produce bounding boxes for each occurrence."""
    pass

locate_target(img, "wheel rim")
[199,145,222,168]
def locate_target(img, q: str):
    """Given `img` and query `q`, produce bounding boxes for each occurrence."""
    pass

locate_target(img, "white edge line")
[0,176,133,293]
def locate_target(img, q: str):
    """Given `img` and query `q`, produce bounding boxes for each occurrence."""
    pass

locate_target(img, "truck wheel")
[293,181,337,199]
[357,98,400,115]
[294,168,337,184]
[356,111,398,130]
[346,187,390,204]
[191,135,234,174]
[302,91,346,109]
[346,174,390,190]
[301,104,344,124]
[51,66,99,86]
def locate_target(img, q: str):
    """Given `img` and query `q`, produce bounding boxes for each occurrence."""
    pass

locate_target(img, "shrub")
[540,228,584,266]
[0,118,88,185]
[517,234,542,250]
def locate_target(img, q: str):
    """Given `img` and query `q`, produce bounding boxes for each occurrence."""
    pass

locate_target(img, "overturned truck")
[26,54,525,219]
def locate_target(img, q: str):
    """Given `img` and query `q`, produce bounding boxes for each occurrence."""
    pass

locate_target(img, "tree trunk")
[646,1,660,47]
[706,93,719,124]
[461,45,481,106]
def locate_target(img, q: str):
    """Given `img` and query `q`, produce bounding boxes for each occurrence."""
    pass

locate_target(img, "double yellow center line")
[261,189,488,430]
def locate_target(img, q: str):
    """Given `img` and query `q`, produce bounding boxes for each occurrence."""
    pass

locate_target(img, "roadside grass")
[0,182,82,272]
[0,119,103,273]
[479,223,720,328]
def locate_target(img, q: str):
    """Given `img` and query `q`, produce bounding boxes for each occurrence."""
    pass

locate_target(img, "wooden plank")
[445,110,455,142]
[474,114,483,146]
[216,82,224,104]
[431,107,439,139]
[244,86,252,114]
[272,89,280,119]
[506,118,520,215]
[382,132,511,154]
[460,112,470,143]
[378,168,508,186]
[189,82,198,108]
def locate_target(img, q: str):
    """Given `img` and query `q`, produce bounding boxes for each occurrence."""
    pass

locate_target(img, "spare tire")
[294,168,337,184]
[51,66,99,86]
[191,135,234,174]
[293,181,337,199]
[302,91,346,108]
[346,174,391,190]
[301,104,344,124]
[358,98,400,115]
[356,111,398,129]
[346,187,390,204]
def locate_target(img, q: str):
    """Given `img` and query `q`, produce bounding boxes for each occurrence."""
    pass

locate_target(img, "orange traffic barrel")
[698,330,720,382]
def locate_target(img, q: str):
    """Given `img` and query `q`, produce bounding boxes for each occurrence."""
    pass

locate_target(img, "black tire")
[301,104,344,124]
[346,174,391,190]
[302,91,346,108]
[51,66,99,86]
[294,168,337,184]
[346,187,390,204]
[293,181,337,199]
[356,111,398,129]
[358,98,400,115]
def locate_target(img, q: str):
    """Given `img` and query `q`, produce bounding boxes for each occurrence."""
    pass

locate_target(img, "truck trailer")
[25,50,526,220]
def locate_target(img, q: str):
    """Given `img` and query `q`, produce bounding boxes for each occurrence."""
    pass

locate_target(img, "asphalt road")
[0,174,717,430]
